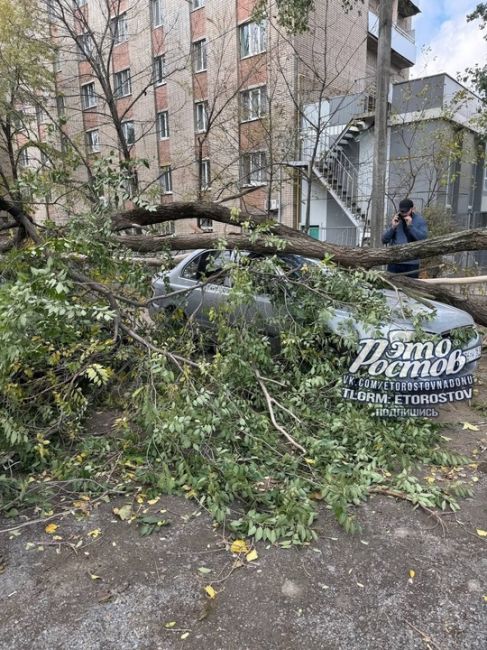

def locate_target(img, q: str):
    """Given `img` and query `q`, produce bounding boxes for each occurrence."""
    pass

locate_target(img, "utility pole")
[369,0,394,248]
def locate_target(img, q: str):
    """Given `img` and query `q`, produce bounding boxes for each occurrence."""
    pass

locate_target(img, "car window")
[181,254,203,281]
[181,251,233,283]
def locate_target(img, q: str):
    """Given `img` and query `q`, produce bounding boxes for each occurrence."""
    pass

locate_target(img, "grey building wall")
[387,120,456,213]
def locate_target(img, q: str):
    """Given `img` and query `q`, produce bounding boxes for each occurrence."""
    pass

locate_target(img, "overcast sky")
[411,0,487,85]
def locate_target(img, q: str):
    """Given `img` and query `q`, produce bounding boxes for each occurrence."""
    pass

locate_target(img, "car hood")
[383,290,474,334]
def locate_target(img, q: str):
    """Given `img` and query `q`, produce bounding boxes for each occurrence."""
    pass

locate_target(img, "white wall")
[301,178,328,230]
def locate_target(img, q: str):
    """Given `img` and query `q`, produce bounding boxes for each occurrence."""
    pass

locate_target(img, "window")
[241,86,267,121]
[199,159,211,190]
[150,0,163,27]
[12,110,26,132]
[36,105,47,124]
[18,148,29,167]
[153,54,166,85]
[192,39,207,73]
[197,217,213,231]
[157,111,169,139]
[192,0,205,9]
[194,101,208,132]
[86,129,100,153]
[114,69,132,97]
[81,82,96,109]
[111,12,128,44]
[74,0,88,7]
[159,165,172,193]
[60,133,70,154]
[47,1,56,21]
[78,33,94,58]
[121,174,137,198]
[54,48,62,73]
[121,120,135,146]
[240,152,266,186]
[240,21,266,58]
[182,250,232,281]
[56,95,65,117]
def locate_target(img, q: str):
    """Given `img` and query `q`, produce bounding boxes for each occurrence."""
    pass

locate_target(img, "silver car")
[150,249,481,378]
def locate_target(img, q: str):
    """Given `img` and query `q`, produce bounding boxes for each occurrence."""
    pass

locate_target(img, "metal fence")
[316,226,358,246]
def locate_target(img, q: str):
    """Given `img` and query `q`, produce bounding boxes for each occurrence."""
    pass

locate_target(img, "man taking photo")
[382,198,428,278]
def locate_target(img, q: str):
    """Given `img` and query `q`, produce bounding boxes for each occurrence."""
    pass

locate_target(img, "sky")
[411,0,487,84]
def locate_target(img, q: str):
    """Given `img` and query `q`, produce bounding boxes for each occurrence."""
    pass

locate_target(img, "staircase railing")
[320,148,359,207]
[316,118,363,164]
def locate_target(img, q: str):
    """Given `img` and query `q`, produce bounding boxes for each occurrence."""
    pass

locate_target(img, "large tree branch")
[112,204,487,269]
[0,197,41,244]
[386,275,487,327]
[3,198,487,324]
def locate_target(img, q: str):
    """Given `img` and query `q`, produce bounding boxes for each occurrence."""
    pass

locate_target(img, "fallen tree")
[0,195,483,540]
[111,201,487,271]
[2,197,487,324]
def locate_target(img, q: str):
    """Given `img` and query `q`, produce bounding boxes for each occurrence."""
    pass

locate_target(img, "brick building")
[29,0,419,234]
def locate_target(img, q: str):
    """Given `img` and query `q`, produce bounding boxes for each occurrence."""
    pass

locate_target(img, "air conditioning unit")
[269,199,279,211]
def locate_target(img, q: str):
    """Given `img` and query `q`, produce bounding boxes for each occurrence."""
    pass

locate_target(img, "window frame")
[150,0,164,27]
[157,110,169,139]
[86,128,101,153]
[56,95,65,117]
[18,148,30,167]
[240,151,267,187]
[121,120,135,146]
[240,85,267,122]
[36,105,47,125]
[114,68,132,98]
[153,54,167,86]
[47,1,57,21]
[111,12,129,45]
[239,21,267,59]
[78,32,94,59]
[192,38,207,73]
[194,101,208,133]
[81,81,97,110]
[53,48,62,73]
[199,158,211,191]
[159,165,173,194]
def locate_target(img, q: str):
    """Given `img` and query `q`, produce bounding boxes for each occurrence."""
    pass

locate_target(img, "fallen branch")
[255,371,307,454]
[421,275,487,286]
[119,322,199,370]
[0,220,18,232]
[370,486,446,534]
[0,197,41,244]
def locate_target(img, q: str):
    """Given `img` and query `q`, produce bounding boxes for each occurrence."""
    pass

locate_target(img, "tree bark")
[112,202,487,269]
[391,275,487,327]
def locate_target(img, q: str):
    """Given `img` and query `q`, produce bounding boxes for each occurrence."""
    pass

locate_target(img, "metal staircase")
[313,119,370,231]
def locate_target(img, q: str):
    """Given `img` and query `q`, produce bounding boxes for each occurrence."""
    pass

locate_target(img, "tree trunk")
[3,197,487,324]
[112,202,487,268]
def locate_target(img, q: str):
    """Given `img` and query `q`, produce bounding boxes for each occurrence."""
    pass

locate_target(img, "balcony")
[368,11,416,67]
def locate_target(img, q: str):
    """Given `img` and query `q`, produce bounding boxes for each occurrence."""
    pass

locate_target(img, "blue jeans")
[387,263,419,278]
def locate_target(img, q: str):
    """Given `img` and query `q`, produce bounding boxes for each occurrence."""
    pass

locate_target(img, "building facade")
[301,72,486,249]
[23,0,419,235]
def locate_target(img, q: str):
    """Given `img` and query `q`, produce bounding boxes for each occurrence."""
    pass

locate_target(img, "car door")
[225,253,277,335]
[180,250,233,327]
